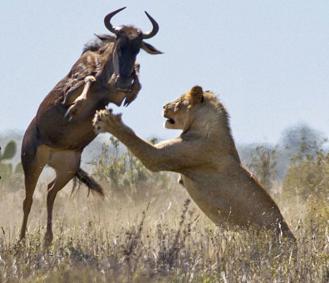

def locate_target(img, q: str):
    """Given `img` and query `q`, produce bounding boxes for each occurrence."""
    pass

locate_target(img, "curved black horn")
[104,7,126,35]
[142,11,159,39]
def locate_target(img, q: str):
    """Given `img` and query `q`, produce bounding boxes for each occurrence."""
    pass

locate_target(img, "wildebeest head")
[101,7,162,92]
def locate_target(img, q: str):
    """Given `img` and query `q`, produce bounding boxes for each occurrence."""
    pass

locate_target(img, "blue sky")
[0,0,328,144]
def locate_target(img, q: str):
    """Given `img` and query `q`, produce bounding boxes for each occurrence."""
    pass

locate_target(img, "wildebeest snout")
[115,76,134,90]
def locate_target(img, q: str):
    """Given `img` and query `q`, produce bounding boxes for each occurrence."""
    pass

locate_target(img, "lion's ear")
[188,85,204,106]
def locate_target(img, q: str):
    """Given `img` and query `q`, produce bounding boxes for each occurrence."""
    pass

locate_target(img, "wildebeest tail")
[74,168,104,197]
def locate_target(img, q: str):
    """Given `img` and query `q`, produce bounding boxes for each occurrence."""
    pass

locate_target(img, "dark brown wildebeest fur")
[20,7,162,246]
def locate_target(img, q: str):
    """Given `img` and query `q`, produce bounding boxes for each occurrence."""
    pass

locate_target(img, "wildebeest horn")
[104,7,126,35]
[142,11,159,39]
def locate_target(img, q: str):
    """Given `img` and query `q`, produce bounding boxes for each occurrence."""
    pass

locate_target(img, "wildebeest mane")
[82,34,114,53]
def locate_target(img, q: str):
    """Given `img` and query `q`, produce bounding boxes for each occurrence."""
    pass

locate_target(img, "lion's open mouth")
[167,118,175,124]
[164,114,175,125]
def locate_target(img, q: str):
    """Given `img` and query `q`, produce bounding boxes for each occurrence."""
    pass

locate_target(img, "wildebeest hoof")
[84,75,96,83]
[43,233,53,248]
[64,108,75,122]
[64,99,85,121]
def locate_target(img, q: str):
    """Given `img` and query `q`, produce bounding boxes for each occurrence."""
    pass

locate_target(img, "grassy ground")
[0,174,328,283]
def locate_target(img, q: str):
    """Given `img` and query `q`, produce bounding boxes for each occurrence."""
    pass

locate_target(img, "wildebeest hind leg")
[44,150,81,246]
[20,146,48,241]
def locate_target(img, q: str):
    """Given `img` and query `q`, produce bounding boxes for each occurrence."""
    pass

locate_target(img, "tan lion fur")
[93,86,295,240]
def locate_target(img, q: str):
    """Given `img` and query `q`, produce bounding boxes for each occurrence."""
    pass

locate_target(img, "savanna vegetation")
[0,124,328,282]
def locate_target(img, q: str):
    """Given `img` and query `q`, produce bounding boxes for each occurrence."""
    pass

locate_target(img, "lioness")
[93,86,295,240]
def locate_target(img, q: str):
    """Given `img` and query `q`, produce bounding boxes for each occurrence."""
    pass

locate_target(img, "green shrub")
[283,150,329,226]
[0,140,23,177]
[93,137,172,201]
[247,145,278,191]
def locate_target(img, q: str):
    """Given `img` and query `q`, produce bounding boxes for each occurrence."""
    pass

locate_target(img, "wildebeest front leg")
[64,75,96,120]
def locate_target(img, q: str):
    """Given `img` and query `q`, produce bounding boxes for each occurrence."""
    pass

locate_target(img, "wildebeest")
[20,7,162,246]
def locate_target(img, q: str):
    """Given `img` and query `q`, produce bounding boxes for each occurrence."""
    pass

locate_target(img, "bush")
[92,137,172,202]
[283,150,329,226]
[0,140,23,190]
[246,145,277,191]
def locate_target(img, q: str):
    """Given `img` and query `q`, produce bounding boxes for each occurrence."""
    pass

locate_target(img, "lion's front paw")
[93,109,123,134]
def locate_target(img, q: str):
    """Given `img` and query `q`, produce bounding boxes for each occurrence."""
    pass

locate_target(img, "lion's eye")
[174,102,181,112]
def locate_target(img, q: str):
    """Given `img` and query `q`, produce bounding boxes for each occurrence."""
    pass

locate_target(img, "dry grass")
[0,174,328,283]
